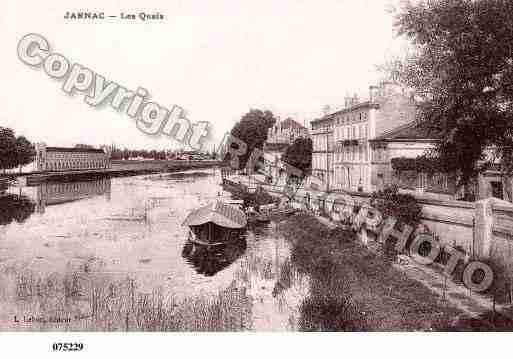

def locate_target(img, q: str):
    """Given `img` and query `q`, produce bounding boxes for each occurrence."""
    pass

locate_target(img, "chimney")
[344,95,352,108]
[369,85,379,103]
[352,93,359,106]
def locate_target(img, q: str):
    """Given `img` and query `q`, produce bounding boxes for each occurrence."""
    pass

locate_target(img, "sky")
[0,0,407,151]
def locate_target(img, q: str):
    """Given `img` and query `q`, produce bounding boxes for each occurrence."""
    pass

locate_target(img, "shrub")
[370,184,422,227]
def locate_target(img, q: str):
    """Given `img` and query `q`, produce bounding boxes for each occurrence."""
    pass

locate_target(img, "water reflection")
[0,194,36,225]
[182,237,247,276]
[30,178,111,213]
[0,171,312,331]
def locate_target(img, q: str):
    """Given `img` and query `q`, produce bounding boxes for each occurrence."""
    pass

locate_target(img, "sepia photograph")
[1,0,513,356]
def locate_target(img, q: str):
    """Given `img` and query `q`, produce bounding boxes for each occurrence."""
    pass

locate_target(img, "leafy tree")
[229,109,277,169]
[0,194,36,225]
[0,127,18,174]
[15,136,35,173]
[281,138,313,178]
[385,0,513,200]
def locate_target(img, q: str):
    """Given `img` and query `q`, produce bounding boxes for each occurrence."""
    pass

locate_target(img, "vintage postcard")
[1,0,513,356]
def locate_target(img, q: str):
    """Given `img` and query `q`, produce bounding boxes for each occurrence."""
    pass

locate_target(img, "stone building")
[313,81,417,192]
[310,117,334,190]
[34,143,111,172]
[308,81,511,201]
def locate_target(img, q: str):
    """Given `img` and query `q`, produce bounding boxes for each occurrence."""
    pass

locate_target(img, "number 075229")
[52,343,84,351]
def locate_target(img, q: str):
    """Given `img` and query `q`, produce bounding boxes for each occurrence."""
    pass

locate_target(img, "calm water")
[0,169,309,331]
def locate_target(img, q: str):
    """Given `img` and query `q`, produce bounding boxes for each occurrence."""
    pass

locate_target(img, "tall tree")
[229,109,277,169]
[15,136,35,173]
[0,127,18,174]
[387,0,513,200]
[281,138,313,178]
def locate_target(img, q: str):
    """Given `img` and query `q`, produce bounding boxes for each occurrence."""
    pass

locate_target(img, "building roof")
[278,118,306,130]
[311,101,380,124]
[310,117,334,125]
[370,120,442,142]
[46,147,106,154]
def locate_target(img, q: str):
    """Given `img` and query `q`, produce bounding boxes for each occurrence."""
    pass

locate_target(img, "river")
[0,169,310,331]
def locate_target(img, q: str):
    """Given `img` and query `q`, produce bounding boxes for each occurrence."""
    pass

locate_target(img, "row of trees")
[109,147,169,160]
[0,127,35,174]
[108,146,216,161]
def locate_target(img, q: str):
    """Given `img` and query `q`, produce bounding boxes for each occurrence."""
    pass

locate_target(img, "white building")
[310,117,334,190]
[315,81,417,192]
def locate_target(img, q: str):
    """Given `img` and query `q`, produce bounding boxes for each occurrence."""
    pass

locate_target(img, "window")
[418,173,428,188]
[491,181,504,199]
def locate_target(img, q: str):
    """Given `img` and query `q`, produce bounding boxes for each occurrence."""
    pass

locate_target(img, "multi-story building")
[325,82,417,192]
[34,143,112,172]
[309,81,511,201]
[310,117,334,190]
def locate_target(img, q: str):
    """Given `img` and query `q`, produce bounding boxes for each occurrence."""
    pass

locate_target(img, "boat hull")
[188,222,244,246]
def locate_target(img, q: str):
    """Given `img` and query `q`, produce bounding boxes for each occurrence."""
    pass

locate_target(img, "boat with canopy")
[182,201,247,245]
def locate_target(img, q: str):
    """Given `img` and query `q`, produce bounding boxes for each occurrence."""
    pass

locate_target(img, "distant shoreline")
[4,160,221,185]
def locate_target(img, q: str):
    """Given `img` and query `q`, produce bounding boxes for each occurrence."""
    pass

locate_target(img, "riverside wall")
[242,174,513,301]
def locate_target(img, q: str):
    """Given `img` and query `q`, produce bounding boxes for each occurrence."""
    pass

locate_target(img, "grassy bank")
[2,269,251,331]
[278,213,488,331]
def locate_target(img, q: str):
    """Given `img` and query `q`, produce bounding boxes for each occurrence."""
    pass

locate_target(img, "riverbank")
[10,160,221,185]
[278,213,513,331]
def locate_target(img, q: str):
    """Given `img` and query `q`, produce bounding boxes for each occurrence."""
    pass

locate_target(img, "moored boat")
[246,207,271,224]
[259,203,297,217]
[182,201,247,245]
